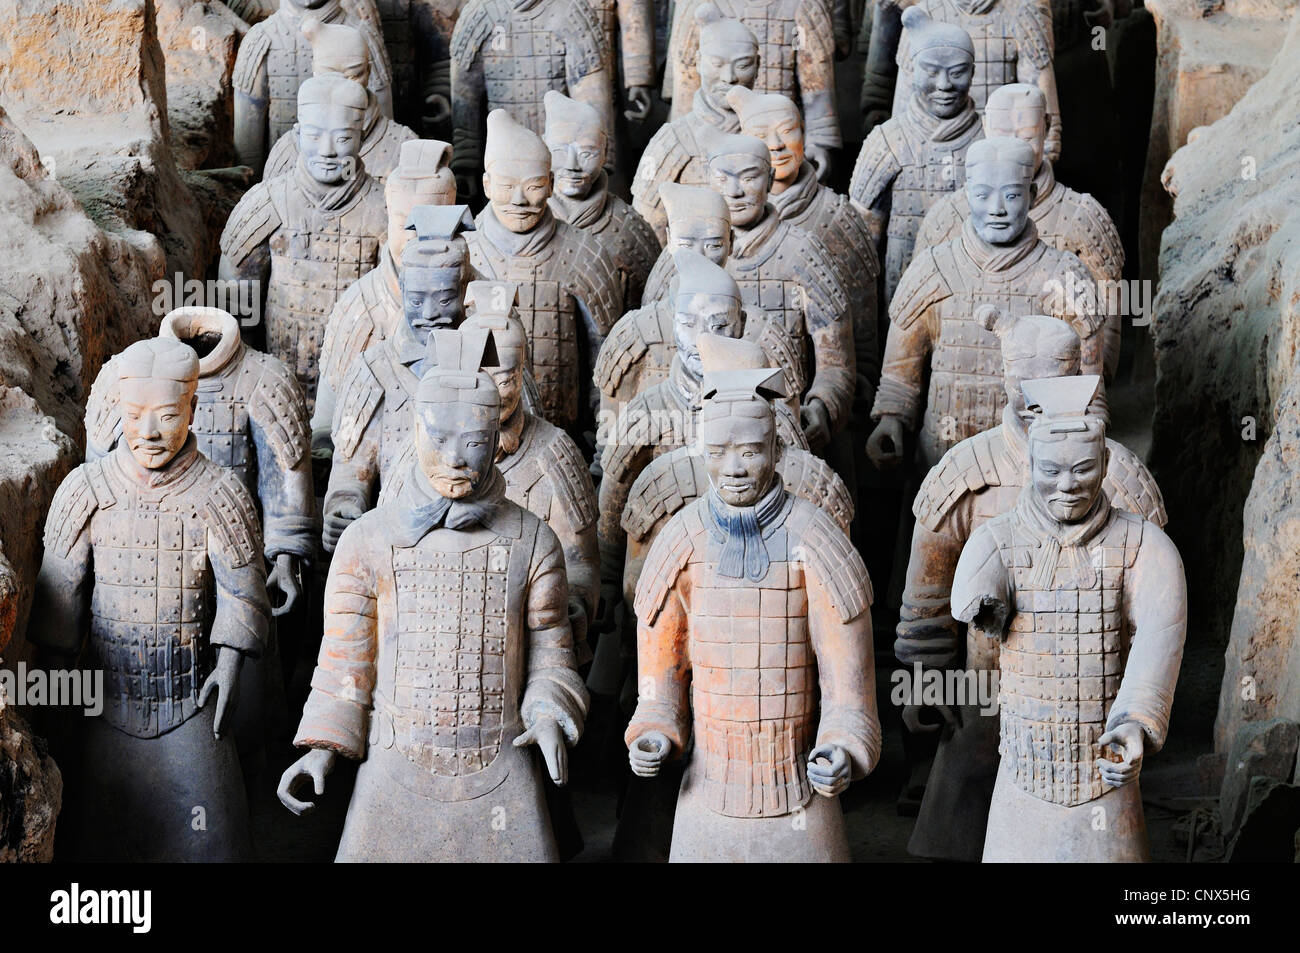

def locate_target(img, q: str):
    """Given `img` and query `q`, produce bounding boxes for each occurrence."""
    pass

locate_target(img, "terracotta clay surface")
[867,136,1103,472]
[263,18,417,183]
[362,0,468,132]
[951,375,1186,862]
[221,74,389,410]
[450,0,613,193]
[30,338,269,861]
[624,357,880,862]
[631,5,757,243]
[465,110,624,432]
[279,327,588,861]
[233,0,393,174]
[668,0,842,166]
[849,8,982,300]
[913,83,1124,377]
[900,311,1165,862]
[587,0,657,117]
[545,91,661,310]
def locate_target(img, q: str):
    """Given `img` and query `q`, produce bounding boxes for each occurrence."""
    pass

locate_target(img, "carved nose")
[510,183,527,205]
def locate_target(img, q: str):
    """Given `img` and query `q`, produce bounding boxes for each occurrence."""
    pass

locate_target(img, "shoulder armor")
[796,0,837,61]
[1104,440,1167,528]
[622,448,708,542]
[1046,248,1103,338]
[778,447,854,536]
[889,245,951,329]
[84,356,122,458]
[913,427,1009,530]
[44,465,101,560]
[220,182,281,264]
[539,423,599,531]
[849,125,901,210]
[914,192,964,254]
[595,311,652,396]
[450,0,496,69]
[1013,0,1055,70]
[751,314,808,397]
[640,249,676,304]
[1060,186,1124,281]
[358,21,392,88]
[263,130,296,180]
[232,22,272,94]
[793,500,873,622]
[557,0,606,81]
[332,355,386,459]
[774,403,809,450]
[245,350,311,470]
[202,466,263,569]
[632,125,693,206]
[600,386,677,481]
[556,222,624,334]
[633,504,698,625]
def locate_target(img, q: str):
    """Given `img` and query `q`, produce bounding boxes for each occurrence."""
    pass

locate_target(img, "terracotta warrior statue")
[728,86,881,392]
[914,82,1125,377]
[667,0,841,178]
[379,282,600,664]
[278,327,588,862]
[900,308,1165,862]
[221,74,389,410]
[358,0,472,133]
[466,109,624,433]
[594,183,806,427]
[952,374,1185,861]
[234,0,392,175]
[848,8,982,301]
[587,0,657,120]
[313,139,459,453]
[644,132,856,454]
[544,91,660,311]
[263,18,416,184]
[31,339,269,861]
[866,136,1102,472]
[450,0,613,199]
[631,5,759,244]
[624,359,880,862]
[324,205,477,549]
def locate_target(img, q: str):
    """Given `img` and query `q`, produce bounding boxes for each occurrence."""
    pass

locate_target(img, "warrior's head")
[543,90,606,201]
[462,281,528,432]
[482,110,553,234]
[727,88,804,190]
[399,205,475,344]
[698,334,786,507]
[297,74,367,186]
[979,307,1081,414]
[1023,375,1110,523]
[301,17,370,87]
[705,132,773,229]
[985,83,1048,174]
[964,136,1037,246]
[672,249,744,383]
[385,140,457,255]
[116,338,200,471]
[660,183,732,265]
[903,8,974,120]
[695,2,759,113]
[414,328,501,500]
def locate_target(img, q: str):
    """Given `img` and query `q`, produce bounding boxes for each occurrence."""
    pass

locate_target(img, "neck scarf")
[906,91,981,142]
[392,463,508,547]
[114,434,201,490]
[1032,158,1057,210]
[691,89,741,134]
[294,152,367,215]
[769,161,820,221]
[479,203,558,259]
[731,203,781,259]
[549,170,610,229]
[1013,478,1113,591]
[960,215,1040,273]
[708,480,787,581]
[497,402,527,459]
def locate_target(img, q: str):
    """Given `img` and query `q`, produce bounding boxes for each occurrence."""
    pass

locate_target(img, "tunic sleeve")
[624,579,692,758]
[207,527,271,659]
[520,523,589,745]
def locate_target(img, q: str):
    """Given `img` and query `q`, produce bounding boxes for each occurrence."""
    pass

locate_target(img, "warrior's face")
[483,162,552,234]
[415,407,498,500]
[912,48,974,120]
[667,216,731,265]
[547,131,606,200]
[119,377,196,471]
[708,153,772,229]
[698,40,759,112]
[985,107,1048,172]
[1030,430,1108,523]
[740,109,805,187]
[489,341,527,425]
[401,267,464,342]
[966,160,1034,246]
[386,189,420,256]
[674,293,743,381]
[298,103,363,186]
[702,405,777,507]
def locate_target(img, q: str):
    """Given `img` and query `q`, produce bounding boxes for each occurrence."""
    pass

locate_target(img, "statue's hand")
[628,730,671,778]
[902,702,960,734]
[807,743,852,798]
[197,646,243,740]
[806,144,832,182]
[322,502,363,552]
[624,86,653,122]
[866,415,906,470]
[594,581,621,633]
[277,748,337,815]
[267,552,302,618]
[514,716,568,786]
[801,397,831,452]
[1097,722,1145,788]
[455,172,482,204]
[424,92,452,127]
[310,428,333,461]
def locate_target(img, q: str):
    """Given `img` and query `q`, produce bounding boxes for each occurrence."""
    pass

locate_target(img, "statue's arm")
[520,525,589,744]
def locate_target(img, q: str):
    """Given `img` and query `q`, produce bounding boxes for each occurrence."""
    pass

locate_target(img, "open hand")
[197,646,243,739]
[514,716,569,786]
[278,748,337,815]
